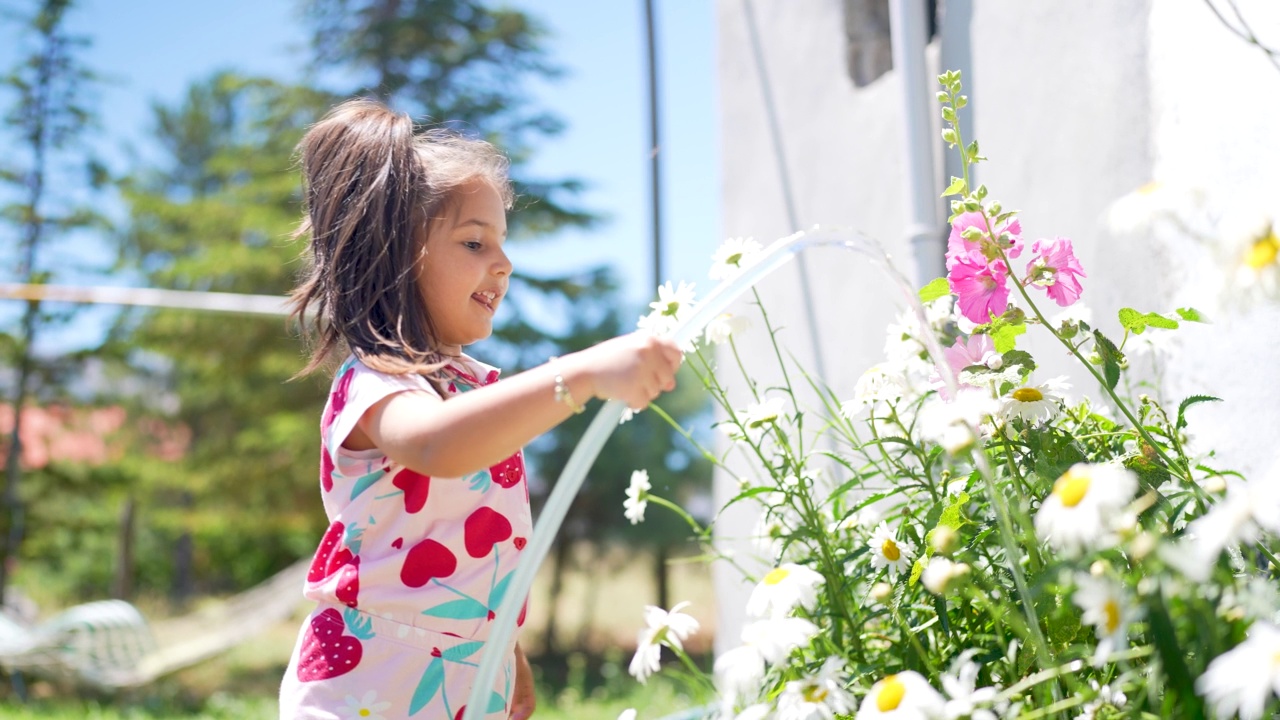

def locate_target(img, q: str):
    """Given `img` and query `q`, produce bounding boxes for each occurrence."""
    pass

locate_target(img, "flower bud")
[1089,560,1110,577]
[870,582,894,604]
[1204,475,1227,494]
[984,353,1004,370]
[930,526,960,556]
[1130,532,1157,561]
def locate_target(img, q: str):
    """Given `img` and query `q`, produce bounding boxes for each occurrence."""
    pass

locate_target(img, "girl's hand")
[571,332,683,411]
[510,641,536,720]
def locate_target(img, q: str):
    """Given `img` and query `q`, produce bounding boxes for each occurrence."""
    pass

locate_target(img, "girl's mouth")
[472,291,497,312]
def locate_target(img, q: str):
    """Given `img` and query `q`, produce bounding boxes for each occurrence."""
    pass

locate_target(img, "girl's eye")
[464,240,482,251]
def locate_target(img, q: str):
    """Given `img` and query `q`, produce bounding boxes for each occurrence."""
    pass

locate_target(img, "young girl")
[279,99,682,719]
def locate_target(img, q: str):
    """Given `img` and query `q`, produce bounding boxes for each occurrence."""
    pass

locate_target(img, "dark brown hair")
[290,99,514,379]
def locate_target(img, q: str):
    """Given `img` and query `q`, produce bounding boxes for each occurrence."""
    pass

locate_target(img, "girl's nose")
[493,249,512,276]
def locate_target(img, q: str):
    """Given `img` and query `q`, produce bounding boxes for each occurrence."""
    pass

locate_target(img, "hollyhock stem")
[988,237,1194,485]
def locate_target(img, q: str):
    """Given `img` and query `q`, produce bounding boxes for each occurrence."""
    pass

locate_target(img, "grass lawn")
[1,543,714,719]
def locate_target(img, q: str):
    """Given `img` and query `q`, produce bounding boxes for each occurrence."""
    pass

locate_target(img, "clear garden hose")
[463,226,966,719]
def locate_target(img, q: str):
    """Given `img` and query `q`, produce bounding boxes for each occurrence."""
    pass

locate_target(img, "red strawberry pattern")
[392,468,432,513]
[320,448,335,493]
[489,453,525,490]
[464,507,512,559]
[322,366,355,432]
[308,522,352,582]
[335,557,360,607]
[296,608,363,681]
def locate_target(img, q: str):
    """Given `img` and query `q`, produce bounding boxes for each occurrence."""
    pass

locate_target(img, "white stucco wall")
[713,0,1280,653]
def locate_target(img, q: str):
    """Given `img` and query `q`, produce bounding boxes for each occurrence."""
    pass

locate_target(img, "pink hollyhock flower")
[949,254,1010,324]
[1026,236,1086,307]
[930,334,998,399]
[946,212,1024,270]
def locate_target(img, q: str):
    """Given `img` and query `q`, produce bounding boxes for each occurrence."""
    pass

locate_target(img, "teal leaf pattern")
[442,640,484,662]
[421,597,489,620]
[408,657,445,716]
[342,607,375,641]
[489,570,513,611]
[466,470,491,493]
[349,468,385,501]
[486,690,506,714]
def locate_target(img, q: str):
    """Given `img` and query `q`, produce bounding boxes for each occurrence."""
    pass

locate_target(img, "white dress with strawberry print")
[280,355,531,719]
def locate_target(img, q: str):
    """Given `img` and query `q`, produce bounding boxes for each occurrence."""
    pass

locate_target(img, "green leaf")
[918,277,952,303]
[1092,330,1124,390]
[1176,395,1223,430]
[489,570,513,611]
[1144,312,1179,330]
[1147,590,1207,719]
[908,557,926,586]
[1001,349,1036,374]
[938,492,971,530]
[1176,307,1210,323]
[1118,307,1147,335]
[941,176,966,197]
[991,323,1026,353]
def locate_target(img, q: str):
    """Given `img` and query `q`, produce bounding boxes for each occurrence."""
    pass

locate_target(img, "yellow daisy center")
[763,567,790,586]
[726,252,743,266]
[1052,469,1092,508]
[1245,231,1280,270]
[803,684,829,703]
[881,539,901,562]
[877,675,907,711]
[662,301,680,316]
[360,710,371,718]
[1012,387,1044,402]
[1104,599,1121,633]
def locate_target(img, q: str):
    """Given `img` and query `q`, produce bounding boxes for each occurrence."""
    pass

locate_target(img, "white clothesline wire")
[0,283,291,316]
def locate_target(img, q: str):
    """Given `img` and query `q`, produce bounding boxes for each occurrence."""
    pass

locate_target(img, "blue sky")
[3,0,719,351]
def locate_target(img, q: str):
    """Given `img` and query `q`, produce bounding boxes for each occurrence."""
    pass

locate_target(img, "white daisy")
[1170,473,1280,581]
[1078,680,1128,720]
[777,657,855,720]
[714,644,767,701]
[746,563,825,619]
[624,469,651,525]
[921,556,970,596]
[999,376,1069,425]
[714,616,821,700]
[1072,574,1134,665]
[857,671,946,719]
[628,601,699,683]
[711,236,764,280]
[869,523,917,578]
[743,397,786,429]
[1196,621,1280,720]
[842,363,908,417]
[742,616,820,663]
[1105,182,1207,237]
[704,312,751,345]
[1034,463,1138,554]
[618,710,637,720]
[917,389,1000,455]
[340,690,391,720]
[730,705,773,720]
[941,651,999,720]
[650,280,698,319]
[1218,212,1280,305]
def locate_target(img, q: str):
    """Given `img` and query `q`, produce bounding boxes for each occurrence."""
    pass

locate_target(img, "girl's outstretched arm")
[351,332,683,478]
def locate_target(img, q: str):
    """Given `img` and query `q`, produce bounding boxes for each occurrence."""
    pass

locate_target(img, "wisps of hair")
[289,98,513,380]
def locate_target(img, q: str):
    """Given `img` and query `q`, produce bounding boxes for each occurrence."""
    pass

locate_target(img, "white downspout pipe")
[889,0,946,285]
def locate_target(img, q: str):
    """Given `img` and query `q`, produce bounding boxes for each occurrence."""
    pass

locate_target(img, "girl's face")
[418,178,511,355]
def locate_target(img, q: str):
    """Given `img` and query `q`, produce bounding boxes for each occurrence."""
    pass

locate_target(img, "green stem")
[647,495,705,536]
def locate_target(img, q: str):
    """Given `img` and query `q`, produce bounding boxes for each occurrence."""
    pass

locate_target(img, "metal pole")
[889,0,946,286]
[644,0,662,291]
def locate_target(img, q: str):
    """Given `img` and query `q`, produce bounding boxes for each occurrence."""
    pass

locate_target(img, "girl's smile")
[418,178,511,355]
